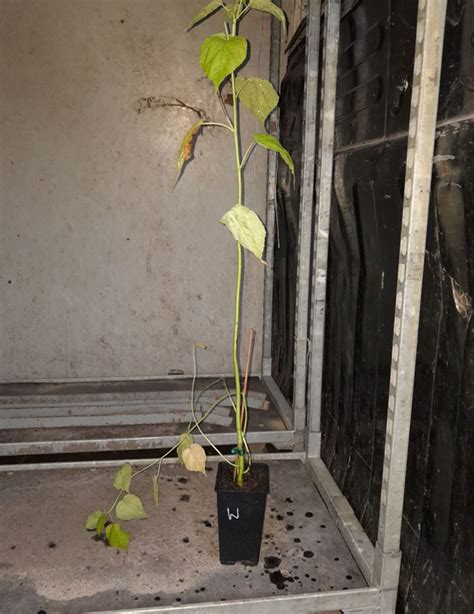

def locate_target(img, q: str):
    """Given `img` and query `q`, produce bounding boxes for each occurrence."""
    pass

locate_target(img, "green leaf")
[96,513,107,537]
[177,121,203,178]
[221,204,266,262]
[116,494,148,521]
[200,34,248,91]
[177,432,194,466]
[248,0,287,33]
[236,76,279,124]
[187,0,222,30]
[254,133,294,176]
[113,463,132,493]
[152,475,160,507]
[85,510,104,531]
[106,523,130,551]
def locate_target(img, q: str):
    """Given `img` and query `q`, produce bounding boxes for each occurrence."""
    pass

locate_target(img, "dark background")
[273,1,474,611]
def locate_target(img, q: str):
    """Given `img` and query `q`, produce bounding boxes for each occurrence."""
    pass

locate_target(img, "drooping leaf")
[177,432,194,466]
[248,0,286,33]
[220,204,266,262]
[96,513,107,537]
[105,523,130,551]
[113,463,132,493]
[235,76,279,124]
[116,494,148,521]
[200,34,248,91]
[177,121,203,178]
[85,510,104,531]
[182,443,207,475]
[152,475,160,507]
[254,133,294,176]
[187,0,222,30]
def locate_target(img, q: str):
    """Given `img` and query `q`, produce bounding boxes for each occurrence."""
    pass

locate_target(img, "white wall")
[0,0,272,381]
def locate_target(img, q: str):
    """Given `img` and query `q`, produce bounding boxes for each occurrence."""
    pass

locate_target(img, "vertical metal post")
[261,0,282,378]
[373,1,448,610]
[292,0,322,431]
[306,0,340,457]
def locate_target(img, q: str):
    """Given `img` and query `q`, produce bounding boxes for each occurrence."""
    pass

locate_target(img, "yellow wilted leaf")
[177,432,194,466]
[182,443,207,475]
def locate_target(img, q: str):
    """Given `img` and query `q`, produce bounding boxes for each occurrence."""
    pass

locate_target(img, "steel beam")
[373,0,448,600]
[88,587,380,614]
[262,374,293,429]
[0,451,306,472]
[292,0,322,432]
[261,0,282,377]
[0,429,297,458]
[306,0,341,451]
[307,457,375,584]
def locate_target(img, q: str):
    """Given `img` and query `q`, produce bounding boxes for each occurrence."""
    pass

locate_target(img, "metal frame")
[261,0,281,379]
[88,588,381,614]
[292,0,322,433]
[372,1,448,608]
[304,2,448,614]
[0,1,449,613]
[0,430,297,457]
[306,0,340,456]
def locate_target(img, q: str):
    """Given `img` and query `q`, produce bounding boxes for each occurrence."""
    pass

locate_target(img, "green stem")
[231,91,242,202]
[241,141,256,170]
[106,490,123,517]
[217,91,234,128]
[202,121,234,132]
[231,15,245,487]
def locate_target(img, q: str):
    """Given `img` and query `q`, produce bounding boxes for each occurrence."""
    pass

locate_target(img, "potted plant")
[85,0,294,566]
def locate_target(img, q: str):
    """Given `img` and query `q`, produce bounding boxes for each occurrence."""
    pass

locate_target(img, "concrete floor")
[0,459,365,613]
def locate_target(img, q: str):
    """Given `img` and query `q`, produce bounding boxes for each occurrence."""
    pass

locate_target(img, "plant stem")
[106,490,123,517]
[233,242,245,486]
[202,121,234,132]
[241,141,257,170]
[231,15,245,487]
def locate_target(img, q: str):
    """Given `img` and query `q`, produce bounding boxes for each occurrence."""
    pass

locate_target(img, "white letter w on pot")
[226,507,240,520]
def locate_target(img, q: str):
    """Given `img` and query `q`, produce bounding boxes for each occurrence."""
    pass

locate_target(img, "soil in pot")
[215,462,270,565]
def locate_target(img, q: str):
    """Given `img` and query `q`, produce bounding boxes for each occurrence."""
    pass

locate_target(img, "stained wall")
[0,0,271,381]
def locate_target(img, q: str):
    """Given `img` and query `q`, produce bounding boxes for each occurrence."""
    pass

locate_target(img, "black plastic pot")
[215,462,270,565]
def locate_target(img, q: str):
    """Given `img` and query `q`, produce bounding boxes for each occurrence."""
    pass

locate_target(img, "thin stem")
[217,91,234,128]
[190,344,237,466]
[240,142,257,170]
[202,121,234,132]
[230,13,246,486]
[154,458,163,480]
[187,376,225,431]
[230,88,242,201]
[106,490,123,516]
[234,4,251,22]
[223,379,237,413]
[235,0,245,20]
